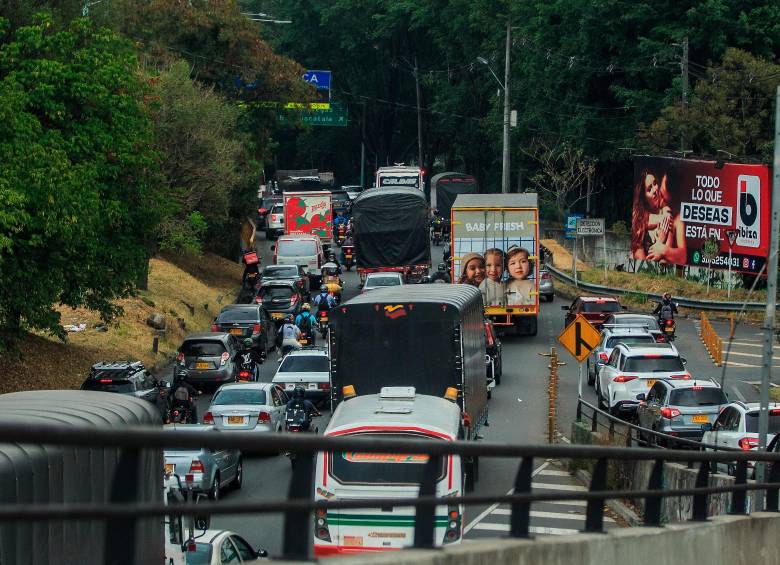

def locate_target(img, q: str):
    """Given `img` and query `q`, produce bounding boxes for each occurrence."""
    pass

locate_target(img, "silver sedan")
[204,382,289,434]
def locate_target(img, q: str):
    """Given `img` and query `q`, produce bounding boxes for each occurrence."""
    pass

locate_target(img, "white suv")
[702,401,780,474]
[597,342,687,418]
[587,326,656,386]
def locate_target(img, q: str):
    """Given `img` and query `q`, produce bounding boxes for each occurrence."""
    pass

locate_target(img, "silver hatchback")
[204,382,289,434]
[163,424,242,500]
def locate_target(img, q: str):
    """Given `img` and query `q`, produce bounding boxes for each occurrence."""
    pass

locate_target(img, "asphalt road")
[194,231,772,556]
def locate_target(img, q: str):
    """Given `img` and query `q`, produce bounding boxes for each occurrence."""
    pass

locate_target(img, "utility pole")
[360,101,366,187]
[585,164,593,216]
[756,85,780,500]
[680,36,689,153]
[502,22,511,194]
[414,56,424,171]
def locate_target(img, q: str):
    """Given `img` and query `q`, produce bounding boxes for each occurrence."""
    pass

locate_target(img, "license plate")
[343,535,363,547]
[308,383,317,390]
[227,416,244,424]
[692,414,709,423]
[664,327,674,333]
[164,463,175,475]
[647,380,656,388]
[271,312,284,319]
[230,328,243,335]
[195,362,210,370]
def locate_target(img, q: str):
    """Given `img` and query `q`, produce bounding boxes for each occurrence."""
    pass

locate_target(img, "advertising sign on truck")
[376,165,424,191]
[283,191,333,244]
[451,194,539,335]
[631,156,771,273]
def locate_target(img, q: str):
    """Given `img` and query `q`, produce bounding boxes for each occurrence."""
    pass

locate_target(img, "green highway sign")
[278,102,348,127]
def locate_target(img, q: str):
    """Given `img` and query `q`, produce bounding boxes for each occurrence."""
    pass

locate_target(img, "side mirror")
[681,357,688,365]
[256,548,269,558]
[636,393,646,401]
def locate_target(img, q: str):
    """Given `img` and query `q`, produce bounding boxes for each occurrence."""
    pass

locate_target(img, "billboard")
[631,156,770,274]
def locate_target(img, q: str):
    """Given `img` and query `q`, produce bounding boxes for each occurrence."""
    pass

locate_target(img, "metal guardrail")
[4,421,780,563]
[545,263,775,311]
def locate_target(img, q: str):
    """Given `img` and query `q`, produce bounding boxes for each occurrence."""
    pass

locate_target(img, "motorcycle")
[317,309,329,338]
[431,221,444,246]
[660,317,676,341]
[170,404,193,424]
[285,406,320,467]
[336,224,346,247]
[341,245,355,271]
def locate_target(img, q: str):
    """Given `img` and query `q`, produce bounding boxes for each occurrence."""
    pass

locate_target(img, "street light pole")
[502,22,511,194]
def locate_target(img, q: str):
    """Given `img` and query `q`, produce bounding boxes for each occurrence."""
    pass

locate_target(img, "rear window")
[623,356,684,372]
[608,316,660,330]
[259,286,294,299]
[366,276,402,287]
[271,204,284,213]
[745,412,780,433]
[669,388,727,407]
[582,301,621,313]
[216,308,259,323]
[82,379,134,393]
[181,340,226,357]
[279,355,330,373]
[263,266,298,278]
[278,240,317,257]
[212,389,266,406]
[329,434,446,485]
[606,335,655,348]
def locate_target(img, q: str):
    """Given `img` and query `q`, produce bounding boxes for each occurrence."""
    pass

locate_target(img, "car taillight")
[656,335,666,342]
[258,412,271,423]
[176,352,184,363]
[252,323,262,334]
[220,352,229,366]
[598,353,608,362]
[671,374,691,380]
[98,378,113,383]
[203,411,214,424]
[211,324,219,332]
[189,460,205,473]
[318,383,331,390]
[739,437,759,451]
[319,311,328,318]
[255,296,263,304]
[613,375,637,383]
[271,214,278,221]
[542,273,551,280]
[661,407,681,419]
[259,207,267,214]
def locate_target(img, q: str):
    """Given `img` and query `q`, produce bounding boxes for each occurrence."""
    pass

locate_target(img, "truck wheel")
[526,317,538,336]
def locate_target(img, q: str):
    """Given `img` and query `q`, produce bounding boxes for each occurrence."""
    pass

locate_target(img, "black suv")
[80,361,166,417]
[212,304,271,358]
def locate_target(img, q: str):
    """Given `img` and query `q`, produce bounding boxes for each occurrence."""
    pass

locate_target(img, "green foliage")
[0,14,160,344]
[610,220,628,236]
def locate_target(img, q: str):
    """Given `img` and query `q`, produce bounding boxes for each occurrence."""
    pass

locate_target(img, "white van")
[273,234,324,279]
[313,386,463,557]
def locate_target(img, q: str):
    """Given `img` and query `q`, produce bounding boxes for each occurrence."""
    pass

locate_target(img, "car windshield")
[271,204,283,213]
[263,267,298,278]
[582,301,621,313]
[212,389,266,406]
[181,341,226,357]
[217,308,259,323]
[279,355,330,373]
[606,335,655,348]
[745,412,780,433]
[277,240,317,256]
[366,276,401,287]
[623,356,684,372]
[259,286,294,299]
[669,388,727,407]
[185,543,212,564]
[82,379,134,393]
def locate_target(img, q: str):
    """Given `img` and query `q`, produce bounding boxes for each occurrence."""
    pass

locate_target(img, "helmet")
[663,292,671,300]
[286,314,294,323]
[320,284,328,292]
[243,338,253,348]
[438,263,446,272]
[293,385,305,399]
[302,303,311,311]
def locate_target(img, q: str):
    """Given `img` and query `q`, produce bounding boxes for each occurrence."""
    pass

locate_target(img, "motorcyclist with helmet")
[285,385,321,431]
[277,314,302,355]
[170,369,200,423]
[653,292,678,321]
[313,284,337,311]
[295,303,317,346]
[428,262,451,284]
[235,337,262,381]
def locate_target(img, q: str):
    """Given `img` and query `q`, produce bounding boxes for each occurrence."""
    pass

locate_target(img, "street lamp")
[477,24,512,193]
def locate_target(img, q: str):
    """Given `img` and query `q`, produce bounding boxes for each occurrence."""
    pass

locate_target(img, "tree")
[0,14,161,345]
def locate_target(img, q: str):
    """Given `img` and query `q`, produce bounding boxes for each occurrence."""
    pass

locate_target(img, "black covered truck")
[329,284,487,440]
[352,187,431,283]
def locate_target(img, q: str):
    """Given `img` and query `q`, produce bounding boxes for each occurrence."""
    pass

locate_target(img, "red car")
[562,296,622,329]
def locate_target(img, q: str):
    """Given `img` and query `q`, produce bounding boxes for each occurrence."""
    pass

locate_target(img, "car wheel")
[210,473,221,501]
[587,366,596,387]
[232,459,243,490]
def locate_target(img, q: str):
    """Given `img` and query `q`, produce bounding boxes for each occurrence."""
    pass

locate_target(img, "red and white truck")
[283,191,333,247]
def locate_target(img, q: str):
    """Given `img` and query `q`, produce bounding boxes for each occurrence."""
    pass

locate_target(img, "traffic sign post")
[726,229,737,299]
[558,314,601,398]
[576,218,607,282]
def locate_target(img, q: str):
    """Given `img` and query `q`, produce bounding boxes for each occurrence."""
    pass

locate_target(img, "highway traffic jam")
[75,167,777,562]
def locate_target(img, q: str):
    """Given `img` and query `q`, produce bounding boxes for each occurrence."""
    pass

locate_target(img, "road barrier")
[699,312,724,366]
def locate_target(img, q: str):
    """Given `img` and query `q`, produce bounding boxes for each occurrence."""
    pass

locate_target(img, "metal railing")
[3,420,780,564]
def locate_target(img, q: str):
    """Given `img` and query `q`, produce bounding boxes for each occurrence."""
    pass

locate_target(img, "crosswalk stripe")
[471,523,579,535]
[531,482,587,491]
[724,350,780,360]
[727,341,763,348]
[536,469,571,477]
[490,508,616,522]
[543,499,587,507]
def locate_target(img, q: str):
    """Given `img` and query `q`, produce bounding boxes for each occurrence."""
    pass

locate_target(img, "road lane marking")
[490,508,616,522]
[471,523,579,535]
[731,385,747,402]
[536,469,571,477]
[463,460,550,534]
[531,482,587,491]
[723,350,780,360]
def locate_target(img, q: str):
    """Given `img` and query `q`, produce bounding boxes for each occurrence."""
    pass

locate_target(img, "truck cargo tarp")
[352,187,431,268]
[431,172,477,218]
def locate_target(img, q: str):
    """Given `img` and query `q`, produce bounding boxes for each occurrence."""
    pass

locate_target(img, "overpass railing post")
[766,459,780,511]
[413,455,442,548]
[730,460,748,515]
[643,459,664,527]
[509,457,534,538]
[283,452,315,560]
[584,458,607,533]
[691,462,710,521]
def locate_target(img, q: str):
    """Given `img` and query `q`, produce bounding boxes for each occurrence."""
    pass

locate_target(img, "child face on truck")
[461,257,486,285]
[484,249,505,282]
[507,248,531,280]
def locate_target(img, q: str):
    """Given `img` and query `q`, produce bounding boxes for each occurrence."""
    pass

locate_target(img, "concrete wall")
[288,513,780,565]
[542,227,631,270]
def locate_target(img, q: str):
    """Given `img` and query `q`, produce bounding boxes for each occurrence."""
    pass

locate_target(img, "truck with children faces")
[450,194,539,336]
